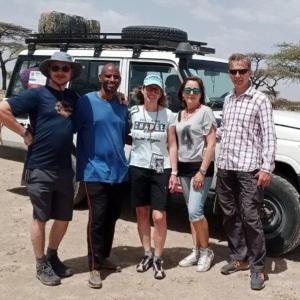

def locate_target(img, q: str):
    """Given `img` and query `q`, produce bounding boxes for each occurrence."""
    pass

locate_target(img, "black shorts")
[129,166,171,210]
[25,168,74,221]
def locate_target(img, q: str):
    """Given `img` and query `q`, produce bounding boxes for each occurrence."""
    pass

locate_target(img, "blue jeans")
[180,176,213,222]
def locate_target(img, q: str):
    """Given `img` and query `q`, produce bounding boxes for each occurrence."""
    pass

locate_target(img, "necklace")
[183,106,200,120]
[143,105,159,149]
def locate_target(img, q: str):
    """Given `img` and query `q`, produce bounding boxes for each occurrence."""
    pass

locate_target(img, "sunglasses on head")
[229,69,249,75]
[183,87,201,95]
[50,65,71,73]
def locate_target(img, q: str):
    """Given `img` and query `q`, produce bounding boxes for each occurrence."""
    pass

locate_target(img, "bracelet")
[171,171,178,176]
[199,168,207,176]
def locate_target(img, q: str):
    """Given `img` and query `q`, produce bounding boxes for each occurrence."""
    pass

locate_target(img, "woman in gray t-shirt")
[175,76,217,272]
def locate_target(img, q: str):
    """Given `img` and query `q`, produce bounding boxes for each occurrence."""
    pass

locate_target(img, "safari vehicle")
[1,26,300,256]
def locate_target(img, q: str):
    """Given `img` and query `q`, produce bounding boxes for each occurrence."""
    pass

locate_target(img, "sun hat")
[39,51,82,79]
[143,74,163,89]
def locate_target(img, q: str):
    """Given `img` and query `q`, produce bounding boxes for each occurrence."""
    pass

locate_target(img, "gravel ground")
[0,150,300,300]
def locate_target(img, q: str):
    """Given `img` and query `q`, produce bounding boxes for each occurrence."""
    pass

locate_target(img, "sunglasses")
[50,65,71,73]
[183,87,201,95]
[229,69,249,75]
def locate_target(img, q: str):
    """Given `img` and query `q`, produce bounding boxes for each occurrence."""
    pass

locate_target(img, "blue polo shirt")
[8,86,78,169]
[75,92,129,183]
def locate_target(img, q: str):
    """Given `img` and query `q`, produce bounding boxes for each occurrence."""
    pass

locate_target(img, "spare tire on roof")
[122,26,188,42]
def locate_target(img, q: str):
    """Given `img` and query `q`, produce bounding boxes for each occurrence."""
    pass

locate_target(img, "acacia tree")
[270,42,300,83]
[0,22,31,89]
[248,52,284,99]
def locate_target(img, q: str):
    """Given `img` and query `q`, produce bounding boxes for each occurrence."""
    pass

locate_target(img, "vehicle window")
[7,56,49,98]
[128,61,181,112]
[189,60,233,109]
[70,60,120,95]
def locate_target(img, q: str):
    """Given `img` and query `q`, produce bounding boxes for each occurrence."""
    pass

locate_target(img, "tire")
[122,26,188,42]
[262,174,300,256]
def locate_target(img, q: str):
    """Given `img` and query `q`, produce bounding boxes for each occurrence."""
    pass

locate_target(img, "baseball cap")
[143,74,163,89]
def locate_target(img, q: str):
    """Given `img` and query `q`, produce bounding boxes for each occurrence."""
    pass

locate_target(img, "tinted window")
[128,61,181,112]
[189,60,233,109]
[70,60,120,95]
[7,55,49,98]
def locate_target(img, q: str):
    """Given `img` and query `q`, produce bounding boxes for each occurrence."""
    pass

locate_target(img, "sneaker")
[101,258,121,272]
[178,248,200,267]
[36,261,61,286]
[153,259,166,280]
[250,272,267,290]
[196,248,214,272]
[88,270,102,289]
[136,255,153,273]
[221,260,249,275]
[47,254,73,278]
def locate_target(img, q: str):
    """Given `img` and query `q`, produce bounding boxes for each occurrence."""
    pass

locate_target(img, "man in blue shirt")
[0,52,82,286]
[75,63,128,289]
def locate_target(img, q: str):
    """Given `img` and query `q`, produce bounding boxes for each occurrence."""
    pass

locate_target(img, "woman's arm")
[167,125,178,192]
[193,126,216,189]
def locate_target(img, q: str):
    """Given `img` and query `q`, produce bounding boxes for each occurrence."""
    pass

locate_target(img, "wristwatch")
[199,168,207,176]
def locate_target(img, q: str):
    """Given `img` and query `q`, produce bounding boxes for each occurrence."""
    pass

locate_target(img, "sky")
[0,0,299,100]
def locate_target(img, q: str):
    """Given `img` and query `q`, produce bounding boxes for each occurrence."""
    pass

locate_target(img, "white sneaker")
[196,248,214,272]
[178,248,200,267]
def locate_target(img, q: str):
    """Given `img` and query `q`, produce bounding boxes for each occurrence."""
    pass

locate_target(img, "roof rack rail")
[25,32,215,57]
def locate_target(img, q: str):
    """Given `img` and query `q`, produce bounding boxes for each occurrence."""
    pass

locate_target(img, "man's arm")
[0,101,32,145]
[256,96,277,187]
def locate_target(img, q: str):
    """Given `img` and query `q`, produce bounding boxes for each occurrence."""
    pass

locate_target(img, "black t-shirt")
[8,86,79,169]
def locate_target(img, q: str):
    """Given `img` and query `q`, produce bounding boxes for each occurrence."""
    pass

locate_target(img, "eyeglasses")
[183,87,201,95]
[50,65,71,73]
[229,69,249,75]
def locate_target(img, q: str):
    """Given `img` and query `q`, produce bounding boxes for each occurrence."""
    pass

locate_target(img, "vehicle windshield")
[188,60,233,109]
[6,55,49,98]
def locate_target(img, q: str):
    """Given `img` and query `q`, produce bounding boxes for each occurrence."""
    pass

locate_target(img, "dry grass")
[272,98,300,112]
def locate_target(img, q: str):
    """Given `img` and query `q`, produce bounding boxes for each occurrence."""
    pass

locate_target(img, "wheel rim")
[261,196,283,236]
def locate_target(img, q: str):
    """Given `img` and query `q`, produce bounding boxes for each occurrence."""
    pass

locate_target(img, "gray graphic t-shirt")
[175,105,217,162]
[129,105,176,171]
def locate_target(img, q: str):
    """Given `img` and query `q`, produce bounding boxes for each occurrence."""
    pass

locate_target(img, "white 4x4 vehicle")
[1,26,300,256]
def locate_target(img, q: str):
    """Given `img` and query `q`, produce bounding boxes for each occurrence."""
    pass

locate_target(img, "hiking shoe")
[221,260,249,275]
[46,254,73,278]
[153,259,166,280]
[251,272,267,290]
[101,258,121,272]
[36,261,61,286]
[196,248,214,272]
[88,270,102,289]
[178,248,200,267]
[136,255,153,272]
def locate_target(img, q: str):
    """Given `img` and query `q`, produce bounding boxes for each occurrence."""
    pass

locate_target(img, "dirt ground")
[0,150,300,300]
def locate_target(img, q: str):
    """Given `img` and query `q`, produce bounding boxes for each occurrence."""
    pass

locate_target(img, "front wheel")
[262,174,300,256]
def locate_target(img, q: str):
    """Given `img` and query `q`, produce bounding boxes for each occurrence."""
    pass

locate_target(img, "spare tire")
[122,26,188,42]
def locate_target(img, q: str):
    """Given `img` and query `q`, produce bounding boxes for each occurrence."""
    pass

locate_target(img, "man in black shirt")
[0,52,82,286]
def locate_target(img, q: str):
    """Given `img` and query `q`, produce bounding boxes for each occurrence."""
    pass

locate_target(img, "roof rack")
[25,32,215,58]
